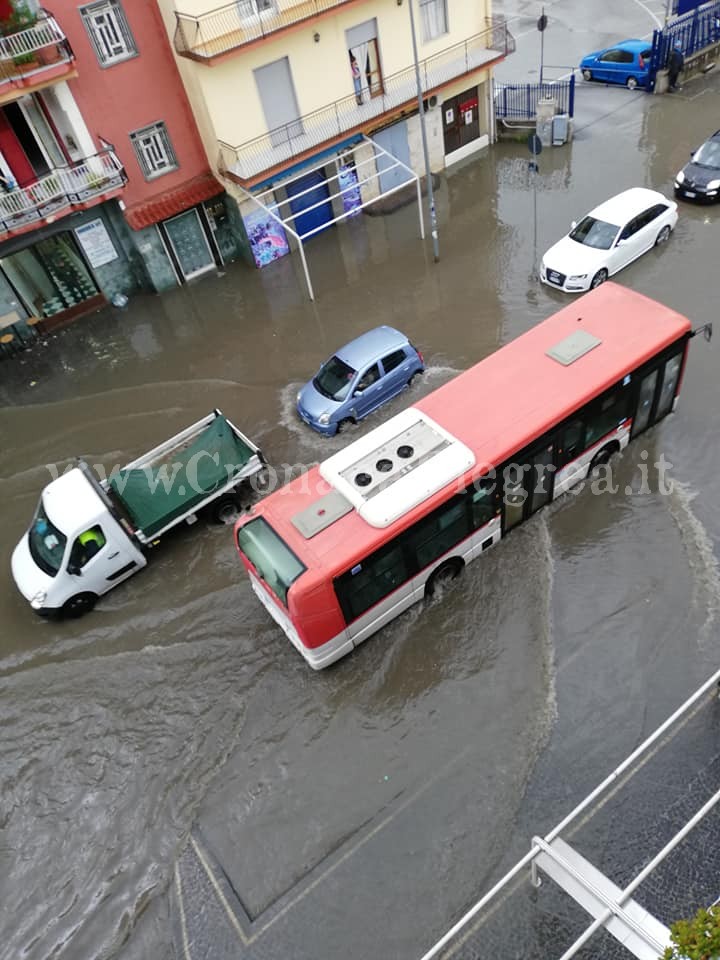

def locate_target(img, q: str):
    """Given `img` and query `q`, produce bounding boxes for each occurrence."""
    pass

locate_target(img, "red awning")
[124,171,223,230]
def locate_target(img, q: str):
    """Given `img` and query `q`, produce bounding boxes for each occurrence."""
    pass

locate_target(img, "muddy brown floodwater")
[1,70,719,960]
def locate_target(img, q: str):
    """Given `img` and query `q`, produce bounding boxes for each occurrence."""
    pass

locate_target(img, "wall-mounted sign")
[338,164,361,217]
[445,107,455,125]
[243,207,289,268]
[74,218,119,268]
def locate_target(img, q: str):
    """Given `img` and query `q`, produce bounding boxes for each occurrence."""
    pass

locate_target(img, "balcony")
[0,149,126,239]
[174,0,362,61]
[219,19,514,184]
[0,8,75,102]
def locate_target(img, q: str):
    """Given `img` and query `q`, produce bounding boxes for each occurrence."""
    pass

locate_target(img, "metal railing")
[219,19,515,182]
[0,150,126,235]
[494,75,575,120]
[0,8,73,81]
[649,0,720,85]
[174,0,358,59]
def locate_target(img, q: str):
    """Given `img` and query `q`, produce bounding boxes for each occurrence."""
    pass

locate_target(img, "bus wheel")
[213,494,239,524]
[425,559,464,598]
[63,592,97,618]
[588,444,618,475]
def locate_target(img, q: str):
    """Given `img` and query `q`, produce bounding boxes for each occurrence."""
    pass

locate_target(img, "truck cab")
[11,468,146,617]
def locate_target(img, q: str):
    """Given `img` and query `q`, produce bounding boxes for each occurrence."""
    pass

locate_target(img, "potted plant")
[662,905,720,960]
[1,1,38,35]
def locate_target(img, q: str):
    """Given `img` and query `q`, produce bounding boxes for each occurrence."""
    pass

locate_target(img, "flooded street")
[2,42,720,960]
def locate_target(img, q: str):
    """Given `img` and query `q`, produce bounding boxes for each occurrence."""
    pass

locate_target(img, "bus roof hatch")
[546,329,602,366]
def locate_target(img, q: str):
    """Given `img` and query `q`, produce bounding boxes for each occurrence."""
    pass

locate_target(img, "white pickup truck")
[11,409,265,618]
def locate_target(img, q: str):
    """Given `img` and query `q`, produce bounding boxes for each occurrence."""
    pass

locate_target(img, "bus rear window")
[237,518,306,605]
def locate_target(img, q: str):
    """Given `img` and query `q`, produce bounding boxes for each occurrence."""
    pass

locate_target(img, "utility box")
[536,97,557,147]
[552,114,570,145]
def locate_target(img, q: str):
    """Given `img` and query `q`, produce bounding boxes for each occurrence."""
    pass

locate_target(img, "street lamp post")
[407,0,439,262]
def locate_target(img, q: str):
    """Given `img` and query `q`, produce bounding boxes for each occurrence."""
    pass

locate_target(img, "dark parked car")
[675,130,720,202]
[580,39,652,90]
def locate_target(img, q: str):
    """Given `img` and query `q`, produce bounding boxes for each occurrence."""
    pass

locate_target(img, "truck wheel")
[63,592,97,618]
[213,494,239,524]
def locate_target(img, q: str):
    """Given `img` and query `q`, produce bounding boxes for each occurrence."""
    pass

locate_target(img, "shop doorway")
[162,208,217,281]
[442,87,481,156]
[1,233,100,318]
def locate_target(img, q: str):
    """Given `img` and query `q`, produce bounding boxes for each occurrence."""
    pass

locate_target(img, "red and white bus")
[235,283,705,670]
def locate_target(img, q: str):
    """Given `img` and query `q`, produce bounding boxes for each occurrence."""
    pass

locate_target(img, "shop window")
[81,0,137,66]
[419,0,448,41]
[129,122,178,180]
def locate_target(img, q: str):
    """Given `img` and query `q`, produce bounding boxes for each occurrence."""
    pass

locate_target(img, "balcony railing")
[0,8,73,86]
[219,19,514,183]
[0,150,126,235]
[175,0,359,60]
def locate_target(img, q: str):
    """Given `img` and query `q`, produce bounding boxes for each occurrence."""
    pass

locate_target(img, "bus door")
[631,348,684,438]
[502,443,555,532]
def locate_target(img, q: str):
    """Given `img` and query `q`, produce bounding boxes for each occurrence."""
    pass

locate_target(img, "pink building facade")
[0,0,241,334]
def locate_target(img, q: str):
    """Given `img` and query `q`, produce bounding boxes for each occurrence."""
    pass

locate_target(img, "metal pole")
[298,240,314,301]
[407,0,439,262]
[415,176,426,240]
[539,6,545,85]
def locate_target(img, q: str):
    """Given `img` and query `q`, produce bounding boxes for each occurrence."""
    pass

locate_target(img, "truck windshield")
[27,500,67,577]
[237,517,306,605]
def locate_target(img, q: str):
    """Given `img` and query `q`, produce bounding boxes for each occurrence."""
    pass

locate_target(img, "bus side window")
[585,387,631,447]
[558,419,585,466]
[470,479,499,528]
[334,541,409,622]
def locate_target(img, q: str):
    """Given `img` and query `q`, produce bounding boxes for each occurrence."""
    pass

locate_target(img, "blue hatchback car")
[296,326,424,436]
[580,39,652,89]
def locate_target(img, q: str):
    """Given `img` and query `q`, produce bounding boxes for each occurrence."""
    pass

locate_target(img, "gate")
[494,75,575,121]
[648,0,720,87]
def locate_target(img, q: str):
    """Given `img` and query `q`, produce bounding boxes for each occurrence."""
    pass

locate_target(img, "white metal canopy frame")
[235,135,424,301]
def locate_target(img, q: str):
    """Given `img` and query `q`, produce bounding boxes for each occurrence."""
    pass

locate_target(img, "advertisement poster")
[338,164,361,217]
[74,219,119,268]
[243,208,289,269]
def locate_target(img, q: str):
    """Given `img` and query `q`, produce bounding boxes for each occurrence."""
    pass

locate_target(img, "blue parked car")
[296,326,424,436]
[580,39,653,89]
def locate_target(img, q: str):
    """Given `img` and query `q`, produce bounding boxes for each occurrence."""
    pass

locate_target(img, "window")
[381,349,407,374]
[356,364,380,392]
[69,526,107,570]
[236,518,306,606]
[469,478,500,528]
[406,494,471,570]
[335,541,410,622]
[130,122,178,180]
[419,0,448,41]
[81,0,137,66]
[558,418,585,466]
[28,499,67,578]
[599,49,633,63]
[585,387,631,447]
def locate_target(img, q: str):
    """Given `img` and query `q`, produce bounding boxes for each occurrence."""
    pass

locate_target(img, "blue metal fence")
[649,0,720,86]
[494,75,575,121]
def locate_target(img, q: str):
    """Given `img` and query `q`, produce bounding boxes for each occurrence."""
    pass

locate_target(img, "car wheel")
[626,76,638,90]
[590,269,609,289]
[336,418,354,435]
[62,592,97,618]
[582,68,592,81]
[655,225,671,246]
[407,371,422,388]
